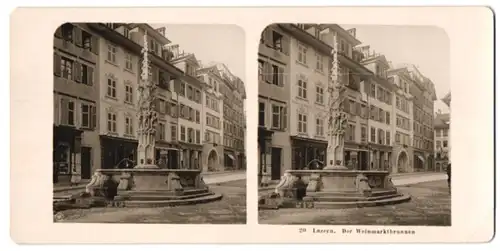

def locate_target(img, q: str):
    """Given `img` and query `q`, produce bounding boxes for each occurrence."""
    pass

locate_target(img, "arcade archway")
[397,150,409,173]
[207,149,219,172]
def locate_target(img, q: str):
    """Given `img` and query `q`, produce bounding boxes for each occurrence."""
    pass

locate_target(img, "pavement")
[259,180,451,226]
[55,179,247,224]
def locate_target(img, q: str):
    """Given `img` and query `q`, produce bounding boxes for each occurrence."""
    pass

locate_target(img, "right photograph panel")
[257,23,451,226]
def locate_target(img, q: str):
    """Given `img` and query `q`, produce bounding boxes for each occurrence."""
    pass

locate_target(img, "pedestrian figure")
[446,163,451,193]
[70,166,81,186]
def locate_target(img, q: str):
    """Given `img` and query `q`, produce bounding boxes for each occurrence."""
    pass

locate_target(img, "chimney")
[347,28,356,38]
[169,44,180,58]
[155,27,166,37]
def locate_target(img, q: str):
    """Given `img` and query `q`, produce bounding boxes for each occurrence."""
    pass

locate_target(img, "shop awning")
[225,153,235,160]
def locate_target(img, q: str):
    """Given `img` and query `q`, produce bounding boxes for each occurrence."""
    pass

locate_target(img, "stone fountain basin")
[259,169,410,210]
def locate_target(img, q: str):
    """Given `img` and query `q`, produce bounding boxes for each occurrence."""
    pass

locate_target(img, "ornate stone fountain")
[84,31,222,207]
[261,33,410,210]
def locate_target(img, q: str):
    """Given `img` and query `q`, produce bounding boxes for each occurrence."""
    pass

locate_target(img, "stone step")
[310,189,398,198]
[119,188,209,196]
[307,193,401,203]
[122,193,224,208]
[116,192,215,201]
[312,194,411,209]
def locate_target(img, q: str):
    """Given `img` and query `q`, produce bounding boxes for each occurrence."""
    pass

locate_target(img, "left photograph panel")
[52,23,247,224]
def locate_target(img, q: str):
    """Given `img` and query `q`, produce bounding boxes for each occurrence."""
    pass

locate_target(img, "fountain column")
[136,30,160,168]
[324,34,348,170]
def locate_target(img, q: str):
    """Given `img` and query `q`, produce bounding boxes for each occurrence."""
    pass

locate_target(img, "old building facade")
[196,64,225,172]
[387,67,415,173]
[53,23,100,183]
[83,23,185,170]
[168,46,205,170]
[434,112,450,172]
[216,63,246,170]
[320,25,372,171]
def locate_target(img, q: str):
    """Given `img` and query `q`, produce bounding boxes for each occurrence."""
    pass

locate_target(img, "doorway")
[81,147,92,179]
[271,147,282,180]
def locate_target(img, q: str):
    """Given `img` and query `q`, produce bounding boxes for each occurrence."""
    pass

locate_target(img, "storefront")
[413,151,426,172]
[179,142,203,170]
[53,125,84,183]
[155,141,180,169]
[344,142,370,170]
[290,136,328,170]
[100,135,138,169]
[258,127,274,183]
[368,143,393,171]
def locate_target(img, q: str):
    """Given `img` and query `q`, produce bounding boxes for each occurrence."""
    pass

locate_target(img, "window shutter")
[73,61,81,82]
[91,36,99,55]
[343,99,350,113]
[60,98,68,125]
[264,62,271,82]
[282,35,289,55]
[87,66,94,86]
[53,53,61,76]
[91,105,97,129]
[364,80,370,94]
[281,107,287,129]
[264,28,273,47]
[278,67,284,86]
[54,26,63,38]
[74,26,83,47]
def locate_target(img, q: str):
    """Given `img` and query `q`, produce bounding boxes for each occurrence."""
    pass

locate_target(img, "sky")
[153,24,246,81]
[341,24,450,114]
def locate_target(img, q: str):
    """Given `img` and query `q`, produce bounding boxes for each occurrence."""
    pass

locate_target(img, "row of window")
[206,113,221,130]
[414,121,434,139]
[413,137,434,151]
[57,98,97,130]
[396,115,411,131]
[258,60,285,87]
[414,107,433,126]
[435,140,449,149]
[54,54,95,86]
[223,104,244,123]
[368,82,393,106]
[56,23,97,53]
[435,128,449,137]
[224,121,245,138]
[396,96,410,114]
[205,95,220,113]
[106,77,134,103]
[395,132,411,146]
[260,27,290,55]
[224,135,245,150]
[258,102,288,131]
[178,82,202,104]
[205,130,221,145]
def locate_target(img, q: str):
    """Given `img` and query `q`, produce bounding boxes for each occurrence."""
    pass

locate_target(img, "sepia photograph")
[257,23,452,226]
[52,23,247,224]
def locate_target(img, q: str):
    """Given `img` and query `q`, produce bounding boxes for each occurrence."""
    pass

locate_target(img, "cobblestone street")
[56,179,246,224]
[259,181,451,226]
